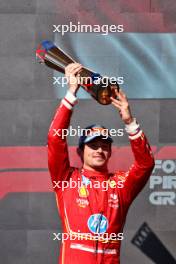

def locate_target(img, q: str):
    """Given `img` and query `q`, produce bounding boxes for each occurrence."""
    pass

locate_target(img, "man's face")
[82,137,111,171]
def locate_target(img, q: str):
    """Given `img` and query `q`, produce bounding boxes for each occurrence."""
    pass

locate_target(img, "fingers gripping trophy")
[36,40,119,105]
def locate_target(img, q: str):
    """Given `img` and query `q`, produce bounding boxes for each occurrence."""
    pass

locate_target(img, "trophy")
[36,40,119,105]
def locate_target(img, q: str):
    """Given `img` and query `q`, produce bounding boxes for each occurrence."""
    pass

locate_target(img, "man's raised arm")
[111,89,155,204]
[47,63,82,187]
[121,120,155,204]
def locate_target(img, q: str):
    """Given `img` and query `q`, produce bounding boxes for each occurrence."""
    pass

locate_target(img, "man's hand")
[65,63,83,96]
[110,89,133,125]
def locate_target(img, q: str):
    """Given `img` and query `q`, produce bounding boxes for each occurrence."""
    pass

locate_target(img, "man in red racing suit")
[47,63,155,264]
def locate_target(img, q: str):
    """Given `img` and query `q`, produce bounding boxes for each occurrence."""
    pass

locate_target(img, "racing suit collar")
[81,167,109,180]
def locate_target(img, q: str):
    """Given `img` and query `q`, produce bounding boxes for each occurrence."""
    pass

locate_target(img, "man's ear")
[77,147,84,162]
[108,146,112,159]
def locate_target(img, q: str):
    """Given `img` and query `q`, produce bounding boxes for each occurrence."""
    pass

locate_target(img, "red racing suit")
[47,91,155,264]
